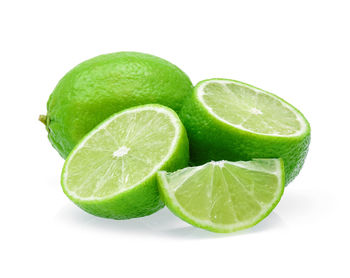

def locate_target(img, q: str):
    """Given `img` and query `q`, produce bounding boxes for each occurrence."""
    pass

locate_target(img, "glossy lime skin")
[45,52,193,158]
[180,79,311,185]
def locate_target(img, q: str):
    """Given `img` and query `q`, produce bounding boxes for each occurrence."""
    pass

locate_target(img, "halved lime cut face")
[61,104,189,219]
[157,159,284,233]
[64,107,176,199]
[198,79,308,136]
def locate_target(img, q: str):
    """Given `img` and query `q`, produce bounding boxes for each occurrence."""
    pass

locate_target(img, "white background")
[1,0,349,277]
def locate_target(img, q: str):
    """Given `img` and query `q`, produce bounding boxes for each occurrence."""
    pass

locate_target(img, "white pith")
[210,161,225,168]
[197,79,308,137]
[113,146,130,157]
[63,106,181,201]
[159,159,284,232]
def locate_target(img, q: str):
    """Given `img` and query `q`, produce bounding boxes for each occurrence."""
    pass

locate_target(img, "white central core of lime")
[113,146,130,158]
[250,108,262,115]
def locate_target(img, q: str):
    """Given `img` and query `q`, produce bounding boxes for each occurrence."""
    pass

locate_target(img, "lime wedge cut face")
[157,159,284,233]
[61,104,189,219]
[198,79,307,136]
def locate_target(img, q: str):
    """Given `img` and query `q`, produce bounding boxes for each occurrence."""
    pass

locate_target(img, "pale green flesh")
[64,108,177,200]
[200,81,304,136]
[161,159,283,229]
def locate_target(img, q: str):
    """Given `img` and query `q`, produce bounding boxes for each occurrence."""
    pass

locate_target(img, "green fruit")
[157,158,285,233]
[180,79,310,184]
[61,104,189,219]
[40,52,192,158]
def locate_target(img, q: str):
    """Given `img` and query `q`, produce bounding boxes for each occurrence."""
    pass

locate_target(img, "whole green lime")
[40,52,193,158]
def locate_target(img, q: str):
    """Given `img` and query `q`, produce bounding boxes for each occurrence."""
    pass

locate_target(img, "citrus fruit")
[180,78,310,184]
[40,52,193,158]
[157,158,284,233]
[61,104,189,219]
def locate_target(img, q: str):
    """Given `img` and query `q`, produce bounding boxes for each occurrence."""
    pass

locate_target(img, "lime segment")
[157,159,284,233]
[61,104,189,219]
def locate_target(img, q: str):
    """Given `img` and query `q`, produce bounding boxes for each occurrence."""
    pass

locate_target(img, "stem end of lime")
[39,114,47,126]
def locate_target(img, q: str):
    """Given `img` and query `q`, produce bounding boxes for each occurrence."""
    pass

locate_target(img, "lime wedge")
[157,159,285,233]
[61,104,189,219]
[180,79,310,184]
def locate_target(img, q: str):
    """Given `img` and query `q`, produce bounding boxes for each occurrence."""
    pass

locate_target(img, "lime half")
[157,159,284,233]
[61,104,189,219]
[180,79,310,184]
